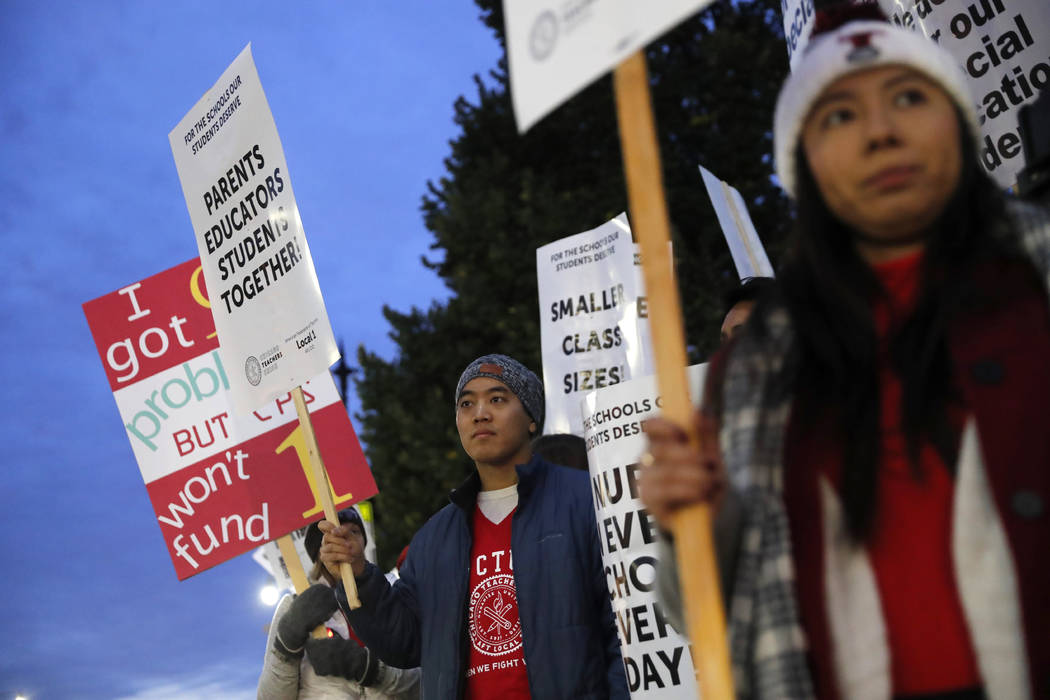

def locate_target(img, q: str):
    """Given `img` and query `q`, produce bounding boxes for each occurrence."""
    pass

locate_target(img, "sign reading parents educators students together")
[880,0,1050,187]
[168,44,339,415]
[582,367,707,699]
[503,0,716,132]
[537,215,654,435]
[83,259,378,580]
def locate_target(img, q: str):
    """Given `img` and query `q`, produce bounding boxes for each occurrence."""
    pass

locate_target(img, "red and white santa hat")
[773,4,979,198]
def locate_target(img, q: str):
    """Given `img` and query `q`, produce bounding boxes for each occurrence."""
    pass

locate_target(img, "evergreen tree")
[356,0,790,568]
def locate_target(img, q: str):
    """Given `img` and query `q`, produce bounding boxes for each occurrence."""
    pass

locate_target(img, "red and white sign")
[83,259,377,580]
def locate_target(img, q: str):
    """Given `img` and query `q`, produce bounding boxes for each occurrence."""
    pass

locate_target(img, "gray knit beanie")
[455,354,544,430]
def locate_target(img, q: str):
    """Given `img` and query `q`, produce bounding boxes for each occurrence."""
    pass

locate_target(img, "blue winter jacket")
[335,455,629,700]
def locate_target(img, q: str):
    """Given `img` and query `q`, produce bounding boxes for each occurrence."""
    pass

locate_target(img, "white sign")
[700,166,775,280]
[630,243,656,377]
[537,215,652,435]
[879,0,1050,187]
[356,500,379,567]
[781,0,818,70]
[169,44,338,414]
[582,365,707,698]
[256,528,311,592]
[504,0,715,132]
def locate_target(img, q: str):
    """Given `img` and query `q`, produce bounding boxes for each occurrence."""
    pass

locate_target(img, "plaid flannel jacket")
[711,198,1050,699]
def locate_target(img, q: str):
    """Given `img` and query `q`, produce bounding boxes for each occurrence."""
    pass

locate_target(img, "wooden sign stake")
[291,386,362,609]
[276,535,311,594]
[613,51,734,699]
[720,179,763,277]
[276,533,329,639]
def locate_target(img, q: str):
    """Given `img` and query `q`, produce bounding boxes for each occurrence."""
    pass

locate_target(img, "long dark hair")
[772,121,1023,542]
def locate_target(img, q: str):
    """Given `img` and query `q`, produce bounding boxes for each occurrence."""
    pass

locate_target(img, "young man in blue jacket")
[319,354,628,699]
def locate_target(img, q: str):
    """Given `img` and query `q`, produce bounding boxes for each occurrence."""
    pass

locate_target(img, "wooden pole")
[291,386,362,609]
[721,179,762,277]
[277,535,312,594]
[612,51,734,699]
[276,534,329,639]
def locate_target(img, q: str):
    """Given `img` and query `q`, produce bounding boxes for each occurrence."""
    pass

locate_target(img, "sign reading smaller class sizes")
[536,214,654,436]
[83,259,376,580]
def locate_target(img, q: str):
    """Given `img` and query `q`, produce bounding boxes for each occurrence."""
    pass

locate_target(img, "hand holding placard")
[292,388,361,609]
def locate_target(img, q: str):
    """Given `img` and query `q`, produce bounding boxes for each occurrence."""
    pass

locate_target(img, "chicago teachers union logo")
[529,10,558,61]
[245,355,262,386]
[469,574,522,656]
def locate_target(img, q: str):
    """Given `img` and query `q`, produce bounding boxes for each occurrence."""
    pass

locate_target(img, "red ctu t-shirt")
[464,505,530,699]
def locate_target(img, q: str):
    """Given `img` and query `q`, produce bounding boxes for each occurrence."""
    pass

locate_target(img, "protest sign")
[503,0,715,132]
[631,244,656,375]
[537,215,653,435]
[699,166,775,280]
[256,529,310,592]
[781,0,1050,188]
[582,365,707,698]
[83,259,377,580]
[168,44,338,415]
[252,546,281,583]
[880,0,1050,187]
[781,0,818,70]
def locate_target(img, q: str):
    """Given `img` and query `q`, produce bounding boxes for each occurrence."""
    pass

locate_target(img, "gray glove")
[274,584,338,659]
[305,637,379,686]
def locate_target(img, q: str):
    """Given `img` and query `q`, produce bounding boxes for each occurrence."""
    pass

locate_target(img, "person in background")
[641,3,1050,698]
[531,432,589,471]
[319,354,628,700]
[719,276,776,344]
[384,545,410,584]
[257,507,420,700]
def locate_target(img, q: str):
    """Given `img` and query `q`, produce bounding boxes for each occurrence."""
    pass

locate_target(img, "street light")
[260,584,280,606]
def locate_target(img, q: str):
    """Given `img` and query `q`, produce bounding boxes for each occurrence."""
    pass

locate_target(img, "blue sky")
[0,2,498,697]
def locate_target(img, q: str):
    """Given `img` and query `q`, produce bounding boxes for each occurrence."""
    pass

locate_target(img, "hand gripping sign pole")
[291,386,362,610]
[613,52,733,699]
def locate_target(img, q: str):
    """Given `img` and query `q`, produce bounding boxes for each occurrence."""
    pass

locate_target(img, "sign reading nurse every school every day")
[83,259,378,580]
[583,366,707,699]
[168,43,339,416]
[781,0,1050,189]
